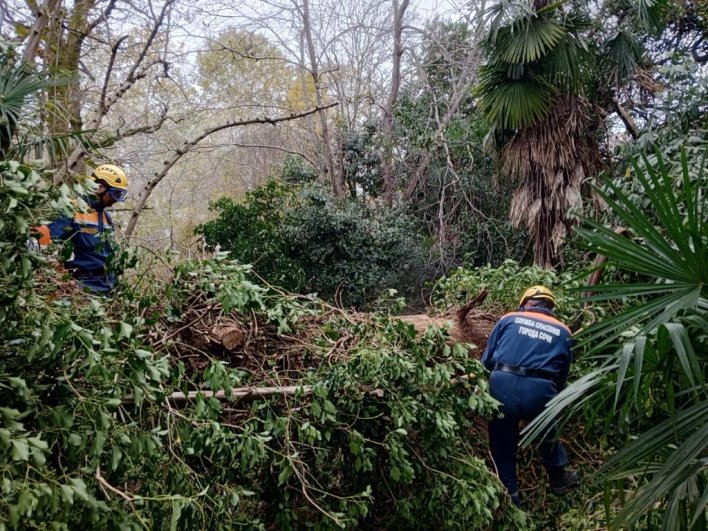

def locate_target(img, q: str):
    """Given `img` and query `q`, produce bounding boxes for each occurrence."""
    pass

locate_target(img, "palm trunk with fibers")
[505,95,605,267]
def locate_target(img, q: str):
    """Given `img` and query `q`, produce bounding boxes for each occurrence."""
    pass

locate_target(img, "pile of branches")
[144,259,499,388]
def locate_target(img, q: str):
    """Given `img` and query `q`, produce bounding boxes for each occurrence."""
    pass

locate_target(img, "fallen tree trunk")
[396,290,497,356]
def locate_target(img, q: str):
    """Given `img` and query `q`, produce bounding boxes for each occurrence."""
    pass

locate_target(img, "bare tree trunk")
[382,0,409,206]
[299,0,345,197]
[22,0,61,64]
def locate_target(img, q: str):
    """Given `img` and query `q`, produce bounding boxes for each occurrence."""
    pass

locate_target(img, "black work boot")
[549,468,581,494]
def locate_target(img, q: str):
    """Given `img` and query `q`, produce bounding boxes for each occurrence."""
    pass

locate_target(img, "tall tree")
[477,1,602,267]
[477,0,677,267]
[382,0,409,205]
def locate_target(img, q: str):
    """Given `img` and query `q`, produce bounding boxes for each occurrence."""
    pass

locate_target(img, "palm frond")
[540,30,591,91]
[637,0,669,34]
[477,64,555,129]
[602,401,708,530]
[484,1,536,42]
[0,50,75,157]
[521,365,616,443]
[494,15,567,64]
[603,30,642,86]
[7,129,96,166]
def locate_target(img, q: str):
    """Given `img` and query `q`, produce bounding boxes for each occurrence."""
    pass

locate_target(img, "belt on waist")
[70,268,106,280]
[493,363,557,382]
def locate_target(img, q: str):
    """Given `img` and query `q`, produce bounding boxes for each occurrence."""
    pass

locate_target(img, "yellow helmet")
[519,285,556,307]
[93,164,128,190]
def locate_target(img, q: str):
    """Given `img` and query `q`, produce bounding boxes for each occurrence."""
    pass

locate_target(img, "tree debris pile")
[145,259,498,387]
[1,233,529,529]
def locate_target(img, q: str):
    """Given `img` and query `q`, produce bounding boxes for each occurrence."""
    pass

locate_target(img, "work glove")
[25,237,40,253]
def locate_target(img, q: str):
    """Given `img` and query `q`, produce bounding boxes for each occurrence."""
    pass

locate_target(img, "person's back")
[481,286,580,507]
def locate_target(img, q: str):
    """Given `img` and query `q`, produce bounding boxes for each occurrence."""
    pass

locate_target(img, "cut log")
[211,321,245,350]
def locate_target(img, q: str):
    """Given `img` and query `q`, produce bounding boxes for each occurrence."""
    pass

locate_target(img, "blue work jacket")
[37,198,117,292]
[481,308,572,388]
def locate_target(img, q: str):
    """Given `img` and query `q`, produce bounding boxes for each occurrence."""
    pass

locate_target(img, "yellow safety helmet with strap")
[519,285,556,307]
[93,164,128,190]
[92,164,128,202]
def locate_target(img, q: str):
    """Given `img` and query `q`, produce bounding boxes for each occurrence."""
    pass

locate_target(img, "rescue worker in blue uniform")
[35,164,129,293]
[482,286,580,507]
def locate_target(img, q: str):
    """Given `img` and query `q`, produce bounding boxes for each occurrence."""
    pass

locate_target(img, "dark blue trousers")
[488,371,569,495]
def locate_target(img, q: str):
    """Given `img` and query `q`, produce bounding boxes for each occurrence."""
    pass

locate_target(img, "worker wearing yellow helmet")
[33,164,129,293]
[481,285,580,507]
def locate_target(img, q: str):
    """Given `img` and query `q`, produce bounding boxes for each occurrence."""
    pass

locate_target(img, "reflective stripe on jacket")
[481,308,572,388]
[36,198,116,291]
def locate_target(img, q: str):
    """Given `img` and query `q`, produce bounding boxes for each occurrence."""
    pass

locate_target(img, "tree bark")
[300,0,345,197]
[21,0,61,64]
[382,0,409,205]
[614,100,640,139]
[42,0,104,143]
[396,290,496,354]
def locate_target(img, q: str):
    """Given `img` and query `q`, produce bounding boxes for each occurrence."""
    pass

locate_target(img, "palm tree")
[477,0,669,267]
[477,1,602,267]
[523,148,707,530]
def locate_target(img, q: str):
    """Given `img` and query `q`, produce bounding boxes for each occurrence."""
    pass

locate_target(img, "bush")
[195,181,305,291]
[284,185,428,307]
[198,178,430,308]
[432,259,586,324]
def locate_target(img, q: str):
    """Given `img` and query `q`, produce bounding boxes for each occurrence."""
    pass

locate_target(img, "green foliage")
[2,162,525,528]
[341,123,383,197]
[0,162,48,312]
[433,259,585,324]
[237,321,527,529]
[195,180,305,291]
[280,154,318,184]
[198,178,429,308]
[524,147,708,531]
[284,185,428,307]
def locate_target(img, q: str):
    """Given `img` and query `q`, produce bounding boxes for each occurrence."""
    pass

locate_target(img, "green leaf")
[170,500,183,531]
[277,464,293,486]
[69,478,89,501]
[10,440,29,461]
